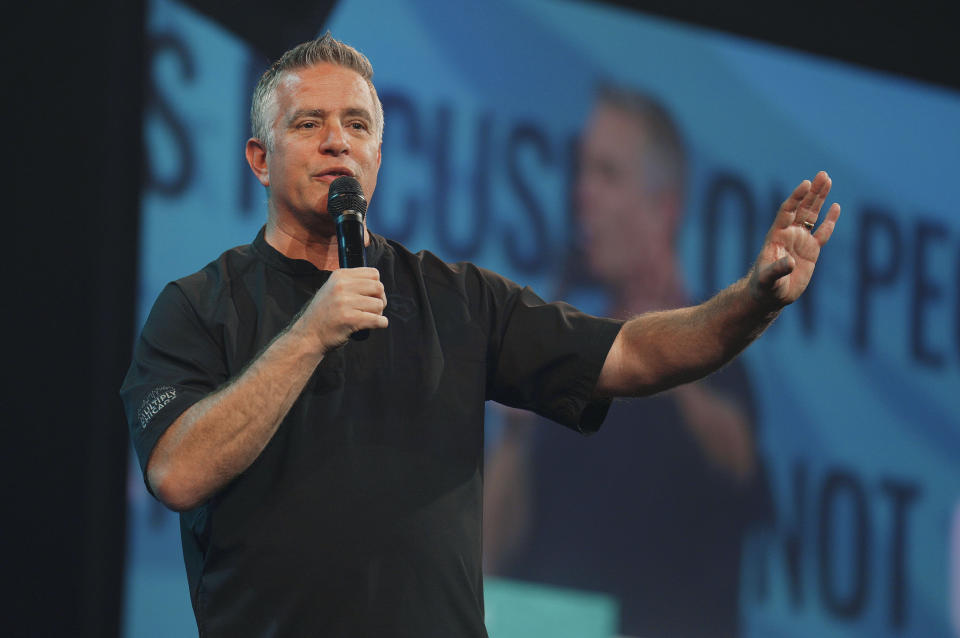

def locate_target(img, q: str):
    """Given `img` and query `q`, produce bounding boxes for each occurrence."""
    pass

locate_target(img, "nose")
[319,122,348,156]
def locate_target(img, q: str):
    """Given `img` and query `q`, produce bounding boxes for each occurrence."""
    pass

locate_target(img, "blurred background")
[8,0,959,636]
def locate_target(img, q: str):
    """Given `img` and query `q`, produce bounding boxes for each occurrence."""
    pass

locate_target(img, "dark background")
[7,1,956,635]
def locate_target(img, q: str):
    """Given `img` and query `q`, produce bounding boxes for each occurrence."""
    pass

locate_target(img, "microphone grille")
[328,176,367,218]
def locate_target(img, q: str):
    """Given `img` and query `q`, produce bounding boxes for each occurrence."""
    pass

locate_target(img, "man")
[122,34,840,637]
[485,88,764,637]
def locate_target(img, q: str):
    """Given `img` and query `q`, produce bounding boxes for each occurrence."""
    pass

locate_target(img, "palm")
[751,171,841,307]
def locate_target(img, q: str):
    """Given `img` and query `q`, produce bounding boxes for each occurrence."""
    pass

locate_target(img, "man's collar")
[252,225,385,275]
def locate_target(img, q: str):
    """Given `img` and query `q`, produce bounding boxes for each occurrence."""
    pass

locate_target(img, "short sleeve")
[487,284,624,434]
[120,282,229,480]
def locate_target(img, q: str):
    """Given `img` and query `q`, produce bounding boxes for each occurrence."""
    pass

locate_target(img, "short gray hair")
[250,33,384,150]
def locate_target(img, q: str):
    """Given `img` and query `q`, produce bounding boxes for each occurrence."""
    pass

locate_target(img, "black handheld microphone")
[328,175,370,341]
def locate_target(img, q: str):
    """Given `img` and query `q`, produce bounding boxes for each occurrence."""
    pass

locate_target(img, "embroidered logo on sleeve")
[138,385,177,430]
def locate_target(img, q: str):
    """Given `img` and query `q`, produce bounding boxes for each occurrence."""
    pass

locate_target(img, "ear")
[245,138,270,187]
[366,142,384,202]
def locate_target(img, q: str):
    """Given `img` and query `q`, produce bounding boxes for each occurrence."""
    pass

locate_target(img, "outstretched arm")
[596,171,841,397]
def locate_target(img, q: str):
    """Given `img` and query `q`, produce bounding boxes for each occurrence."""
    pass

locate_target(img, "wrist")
[284,316,331,359]
[744,270,785,316]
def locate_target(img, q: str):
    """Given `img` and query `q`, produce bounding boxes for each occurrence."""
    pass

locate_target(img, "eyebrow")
[286,107,374,126]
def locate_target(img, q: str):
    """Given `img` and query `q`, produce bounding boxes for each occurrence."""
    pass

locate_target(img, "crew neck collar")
[251,226,385,275]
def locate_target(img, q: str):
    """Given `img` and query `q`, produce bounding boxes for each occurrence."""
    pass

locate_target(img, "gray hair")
[250,33,384,150]
[595,84,686,194]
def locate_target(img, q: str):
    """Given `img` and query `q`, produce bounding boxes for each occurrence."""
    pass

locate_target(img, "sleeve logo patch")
[137,385,177,430]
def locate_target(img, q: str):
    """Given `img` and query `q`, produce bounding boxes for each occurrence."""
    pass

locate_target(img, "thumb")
[756,255,795,289]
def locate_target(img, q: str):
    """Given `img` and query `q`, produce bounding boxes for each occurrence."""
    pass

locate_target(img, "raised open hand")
[749,171,841,308]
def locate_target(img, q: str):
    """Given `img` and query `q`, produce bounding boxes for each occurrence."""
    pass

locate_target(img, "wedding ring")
[801,221,815,232]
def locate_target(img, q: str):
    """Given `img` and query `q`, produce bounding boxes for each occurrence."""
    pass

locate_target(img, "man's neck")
[264,217,342,271]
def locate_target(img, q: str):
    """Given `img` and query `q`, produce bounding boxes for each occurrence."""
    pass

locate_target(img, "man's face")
[260,63,382,233]
[576,104,675,285]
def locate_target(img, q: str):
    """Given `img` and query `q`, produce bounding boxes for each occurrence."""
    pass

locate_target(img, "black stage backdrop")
[8,2,144,636]
[6,1,955,636]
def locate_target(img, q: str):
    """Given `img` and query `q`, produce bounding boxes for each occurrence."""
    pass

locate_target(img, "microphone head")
[328,175,367,219]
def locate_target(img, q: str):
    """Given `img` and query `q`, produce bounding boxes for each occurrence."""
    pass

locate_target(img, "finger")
[336,302,389,334]
[351,310,389,331]
[798,171,831,225]
[336,277,385,300]
[351,293,388,315]
[324,269,378,297]
[756,255,795,288]
[813,202,841,246]
[337,266,381,280]
[796,174,824,219]
[774,180,811,229]
[339,270,386,303]
[358,279,386,299]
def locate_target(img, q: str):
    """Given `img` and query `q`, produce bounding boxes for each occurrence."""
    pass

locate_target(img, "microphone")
[328,175,370,341]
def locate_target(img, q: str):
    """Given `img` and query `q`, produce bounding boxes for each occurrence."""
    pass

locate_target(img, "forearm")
[597,277,779,397]
[145,267,387,511]
[147,320,325,511]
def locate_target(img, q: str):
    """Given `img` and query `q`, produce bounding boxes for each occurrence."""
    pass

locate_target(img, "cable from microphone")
[328,175,370,341]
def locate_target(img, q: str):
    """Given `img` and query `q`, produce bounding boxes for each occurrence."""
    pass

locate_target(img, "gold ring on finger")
[802,221,815,232]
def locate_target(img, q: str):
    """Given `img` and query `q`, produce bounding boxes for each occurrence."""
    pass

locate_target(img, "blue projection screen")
[126,0,960,636]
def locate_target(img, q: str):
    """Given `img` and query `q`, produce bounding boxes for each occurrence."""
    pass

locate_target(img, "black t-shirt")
[121,228,622,638]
